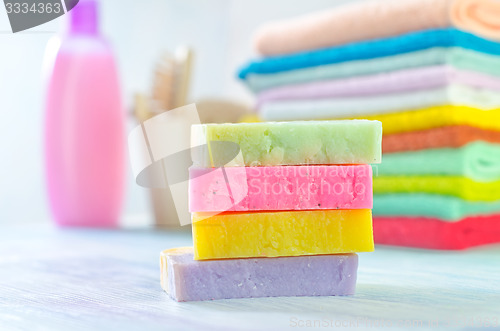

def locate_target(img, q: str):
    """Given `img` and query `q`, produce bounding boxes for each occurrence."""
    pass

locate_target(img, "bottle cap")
[69,0,98,35]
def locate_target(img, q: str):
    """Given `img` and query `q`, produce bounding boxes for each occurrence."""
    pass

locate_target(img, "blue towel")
[238,28,500,79]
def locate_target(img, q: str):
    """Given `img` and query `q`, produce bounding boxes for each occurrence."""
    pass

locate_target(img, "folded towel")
[260,85,500,121]
[248,105,500,134]
[376,142,500,182]
[246,47,500,93]
[239,29,500,79]
[383,125,500,153]
[253,0,500,56]
[353,105,500,135]
[373,214,500,250]
[373,176,500,201]
[373,193,500,221]
[257,65,500,105]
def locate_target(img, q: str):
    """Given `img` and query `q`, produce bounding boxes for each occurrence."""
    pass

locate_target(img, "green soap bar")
[375,142,500,182]
[373,176,500,201]
[192,120,382,167]
[373,193,500,221]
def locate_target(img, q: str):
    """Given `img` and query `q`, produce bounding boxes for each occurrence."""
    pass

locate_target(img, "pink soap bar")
[189,165,372,212]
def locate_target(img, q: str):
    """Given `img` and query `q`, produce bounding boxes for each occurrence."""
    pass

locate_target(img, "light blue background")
[0,0,358,226]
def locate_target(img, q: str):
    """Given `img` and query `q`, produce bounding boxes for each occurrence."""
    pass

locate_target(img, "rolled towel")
[254,0,500,56]
[257,65,500,105]
[452,0,500,41]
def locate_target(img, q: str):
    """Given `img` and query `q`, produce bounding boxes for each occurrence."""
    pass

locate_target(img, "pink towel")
[256,65,500,106]
[254,0,500,56]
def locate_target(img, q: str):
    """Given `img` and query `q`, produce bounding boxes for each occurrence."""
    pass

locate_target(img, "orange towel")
[383,125,500,153]
[254,0,500,56]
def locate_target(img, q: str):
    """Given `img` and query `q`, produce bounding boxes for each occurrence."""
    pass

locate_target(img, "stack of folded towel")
[238,0,500,249]
[160,120,381,301]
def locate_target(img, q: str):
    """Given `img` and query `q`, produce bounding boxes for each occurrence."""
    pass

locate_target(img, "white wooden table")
[1,223,499,330]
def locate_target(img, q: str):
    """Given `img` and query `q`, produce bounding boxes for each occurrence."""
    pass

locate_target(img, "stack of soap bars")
[160,120,382,301]
[238,0,500,250]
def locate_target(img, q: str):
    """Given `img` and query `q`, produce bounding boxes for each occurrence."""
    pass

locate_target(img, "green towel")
[373,193,500,221]
[375,142,500,182]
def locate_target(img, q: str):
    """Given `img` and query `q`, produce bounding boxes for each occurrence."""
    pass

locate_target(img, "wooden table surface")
[1,223,499,330]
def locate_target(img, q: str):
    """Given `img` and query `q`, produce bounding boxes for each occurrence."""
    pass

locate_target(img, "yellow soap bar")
[351,105,500,135]
[192,209,374,260]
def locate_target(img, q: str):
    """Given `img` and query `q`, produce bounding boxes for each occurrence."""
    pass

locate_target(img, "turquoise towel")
[238,28,500,79]
[245,47,500,93]
[373,193,500,221]
[375,142,500,182]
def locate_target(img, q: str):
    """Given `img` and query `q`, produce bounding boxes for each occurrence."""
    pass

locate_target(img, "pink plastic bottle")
[45,0,124,227]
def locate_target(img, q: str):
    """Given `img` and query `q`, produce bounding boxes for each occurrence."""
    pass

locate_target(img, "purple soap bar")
[160,247,358,302]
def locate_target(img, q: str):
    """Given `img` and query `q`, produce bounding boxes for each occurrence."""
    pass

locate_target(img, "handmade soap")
[189,165,372,212]
[160,247,358,302]
[373,193,500,221]
[373,176,500,201]
[383,126,500,153]
[373,215,500,250]
[192,209,374,260]
[191,120,382,167]
[352,105,500,135]
[375,142,500,182]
